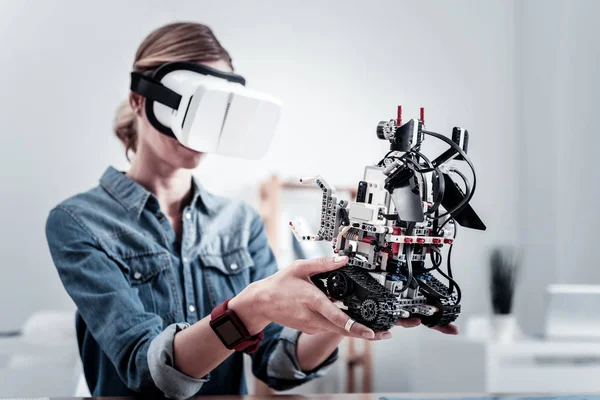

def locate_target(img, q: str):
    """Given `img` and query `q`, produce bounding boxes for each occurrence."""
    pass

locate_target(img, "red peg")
[391,226,401,254]
[420,107,425,125]
[396,105,403,126]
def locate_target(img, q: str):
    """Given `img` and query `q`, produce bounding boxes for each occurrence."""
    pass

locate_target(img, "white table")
[415,333,600,393]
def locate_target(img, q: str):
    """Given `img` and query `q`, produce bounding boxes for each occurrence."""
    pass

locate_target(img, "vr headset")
[130,62,281,159]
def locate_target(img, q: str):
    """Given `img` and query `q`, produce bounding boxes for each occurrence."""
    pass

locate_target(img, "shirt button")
[182,257,188,263]
[133,272,142,280]
[230,263,238,271]
[188,304,196,313]
[185,213,192,220]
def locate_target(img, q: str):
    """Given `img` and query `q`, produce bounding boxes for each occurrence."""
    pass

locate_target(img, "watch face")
[214,319,244,345]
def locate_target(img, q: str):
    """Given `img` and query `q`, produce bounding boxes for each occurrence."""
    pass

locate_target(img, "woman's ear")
[129,92,144,116]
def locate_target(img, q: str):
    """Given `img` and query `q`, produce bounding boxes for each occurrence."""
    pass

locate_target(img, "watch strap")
[210,298,264,354]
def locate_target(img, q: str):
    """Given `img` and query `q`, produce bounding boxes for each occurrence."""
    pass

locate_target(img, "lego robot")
[290,106,486,330]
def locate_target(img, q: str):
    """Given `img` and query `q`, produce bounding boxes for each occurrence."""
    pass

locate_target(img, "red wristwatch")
[209,298,264,354]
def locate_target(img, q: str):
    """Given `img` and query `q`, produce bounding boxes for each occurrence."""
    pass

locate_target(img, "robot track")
[417,273,461,327]
[341,265,402,331]
[314,266,461,330]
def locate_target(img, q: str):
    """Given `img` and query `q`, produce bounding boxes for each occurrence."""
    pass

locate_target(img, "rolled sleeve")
[265,327,339,391]
[147,323,208,400]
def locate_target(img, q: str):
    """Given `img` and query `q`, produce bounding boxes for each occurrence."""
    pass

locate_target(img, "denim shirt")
[45,167,337,399]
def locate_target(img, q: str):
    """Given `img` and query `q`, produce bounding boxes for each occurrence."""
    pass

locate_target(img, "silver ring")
[344,318,356,333]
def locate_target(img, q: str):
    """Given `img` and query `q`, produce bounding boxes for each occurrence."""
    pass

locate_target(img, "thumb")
[293,256,348,277]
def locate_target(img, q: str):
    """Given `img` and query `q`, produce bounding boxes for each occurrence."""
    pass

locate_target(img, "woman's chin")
[178,147,205,168]
[177,141,202,155]
[165,137,203,164]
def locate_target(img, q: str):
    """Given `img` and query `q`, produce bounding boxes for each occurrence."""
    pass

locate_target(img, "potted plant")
[490,247,521,343]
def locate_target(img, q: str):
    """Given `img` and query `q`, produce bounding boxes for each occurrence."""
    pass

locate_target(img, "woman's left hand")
[396,318,459,335]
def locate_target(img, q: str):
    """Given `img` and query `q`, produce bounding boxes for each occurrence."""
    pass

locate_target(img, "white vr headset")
[130,62,281,159]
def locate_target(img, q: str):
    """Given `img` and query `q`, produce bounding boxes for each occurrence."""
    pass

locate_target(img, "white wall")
[516,0,600,336]
[550,0,600,284]
[0,0,519,392]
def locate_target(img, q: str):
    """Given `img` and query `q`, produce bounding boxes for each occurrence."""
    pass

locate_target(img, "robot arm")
[289,176,349,245]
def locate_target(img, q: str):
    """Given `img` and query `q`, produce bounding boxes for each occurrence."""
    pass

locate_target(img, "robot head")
[376,118,424,152]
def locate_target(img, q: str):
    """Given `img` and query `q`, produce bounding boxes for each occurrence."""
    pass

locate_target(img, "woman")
[46,22,457,399]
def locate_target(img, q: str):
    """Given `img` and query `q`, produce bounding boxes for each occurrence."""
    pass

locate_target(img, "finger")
[306,310,393,341]
[332,323,392,341]
[293,256,348,278]
[306,311,371,339]
[431,324,459,335]
[311,298,375,339]
[395,318,421,328]
[371,330,393,341]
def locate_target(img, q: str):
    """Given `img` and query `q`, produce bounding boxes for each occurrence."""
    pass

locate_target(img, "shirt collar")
[191,175,217,215]
[99,166,216,217]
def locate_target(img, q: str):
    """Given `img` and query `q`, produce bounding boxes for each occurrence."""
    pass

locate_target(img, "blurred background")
[0,0,599,397]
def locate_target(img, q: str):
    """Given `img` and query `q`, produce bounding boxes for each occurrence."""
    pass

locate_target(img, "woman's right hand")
[228,255,378,339]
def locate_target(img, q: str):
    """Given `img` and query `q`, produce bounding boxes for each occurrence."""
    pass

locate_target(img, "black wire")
[412,149,437,175]
[451,168,470,194]
[432,170,470,234]
[422,244,461,302]
[396,153,424,172]
[437,260,462,304]
[380,149,434,176]
[423,129,473,169]
[431,183,471,219]
[412,149,446,215]
[436,209,458,238]
[398,222,415,293]
[405,147,436,173]
[422,130,477,221]
[424,221,461,303]
[425,245,442,271]
[437,217,459,240]
[436,217,452,235]
[447,244,455,291]
[386,153,471,222]
[407,153,429,202]
[433,168,473,221]
[377,150,395,166]
[448,221,458,264]
[445,223,458,296]
[398,245,414,293]
[409,156,437,173]
[431,246,442,265]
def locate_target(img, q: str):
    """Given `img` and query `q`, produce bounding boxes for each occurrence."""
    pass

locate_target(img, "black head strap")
[130,73,182,110]
[153,61,246,86]
[129,61,246,139]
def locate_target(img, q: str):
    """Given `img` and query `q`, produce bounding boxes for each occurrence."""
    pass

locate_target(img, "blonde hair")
[113,22,233,159]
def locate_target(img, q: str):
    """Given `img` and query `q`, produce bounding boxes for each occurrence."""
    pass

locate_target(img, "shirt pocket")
[125,251,181,324]
[200,248,254,308]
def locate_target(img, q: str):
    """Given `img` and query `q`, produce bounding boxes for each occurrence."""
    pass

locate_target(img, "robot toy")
[290,106,486,330]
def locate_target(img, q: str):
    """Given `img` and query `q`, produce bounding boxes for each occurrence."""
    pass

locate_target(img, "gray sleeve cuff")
[147,323,209,399]
[266,326,339,382]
